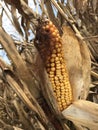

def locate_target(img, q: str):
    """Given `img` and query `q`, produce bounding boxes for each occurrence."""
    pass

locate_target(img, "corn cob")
[34,19,73,111]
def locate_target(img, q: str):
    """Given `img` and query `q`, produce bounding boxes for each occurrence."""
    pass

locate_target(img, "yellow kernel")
[56,66,61,70]
[56,85,60,89]
[61,68,65,72]
[51,63,55,67]
[61,95,65,99]
[57,33,61,39]
[65,89,69,92]
[54,29,58,35]
[61,91,65,96]
[49,71,54,75]
[50,77,54,80]
[61,99,66,103]
[56,91,61,97]
[55,81,60,85]
[66,100,71,105]
[49,74,54,78]
[59,80,63,83]
[58,76,63,80]
[49,21,53,26]
[60,57,64,61]
[56,63,61,67]
[61,72,66,75]
[56,93,61,98]
[52,49,57,54]
[59,104,63,110]
[61,64,65,68]
[57,53,62,57]
[57,97,61,102]
[50,58,54,63]
[56,95,61,99]
[52,24,56,29]
[45,25,50,29]
[55,90,60,94]
[57,48,61,52]
[63,76,68,80]
[61,91,65,99]
[55,37,60,42]
[60,83,64,87]
[51,54,56,58]
[60,88,65,92]
[51,67,55,71]
[52,84,56,88]
[56,69,61,73]
[56,73,61,76]
[55,57,59,61]
[62,102,67,107]
[50,27,55,32]
[55,44,59,48]
[55,60,60,64]
[58,44,62,48]
[52,31,57,36]
[54,76,58,80]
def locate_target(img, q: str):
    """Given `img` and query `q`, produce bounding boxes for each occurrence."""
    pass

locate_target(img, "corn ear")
[35,19,73,111]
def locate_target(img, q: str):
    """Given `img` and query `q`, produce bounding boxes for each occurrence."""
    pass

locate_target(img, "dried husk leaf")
[0,27,40,99]
[0,58,48,129]
[4,0,12,5]
[4,0,37,24]
[62,25,91,100]
[62,100,98,130]
[73,0,88,14]
[91,0,97,12]
[11,6,23,36]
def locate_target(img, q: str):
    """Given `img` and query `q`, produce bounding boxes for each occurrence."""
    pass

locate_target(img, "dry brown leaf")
[92,0,97,12]
[11,6,23,36]
[13,126,23,130]
[4,0,12,5]
[0,27,40,99]
[73,0,88,14]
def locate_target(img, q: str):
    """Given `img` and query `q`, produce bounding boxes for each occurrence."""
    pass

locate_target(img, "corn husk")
[62,25,91,100]
[62,100,98,130]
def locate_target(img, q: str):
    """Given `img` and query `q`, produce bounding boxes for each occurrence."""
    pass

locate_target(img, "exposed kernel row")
[35,19,73,111]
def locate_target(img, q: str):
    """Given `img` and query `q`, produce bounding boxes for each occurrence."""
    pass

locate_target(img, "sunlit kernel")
[52,31,57,36]
[51,67,55,71]
[51,54,56,58]
[49,74,54,78]
[50,27,55,32]
[52,49,57,54]
[51,63,55,67]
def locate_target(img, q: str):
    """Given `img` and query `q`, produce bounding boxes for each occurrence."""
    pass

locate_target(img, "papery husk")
[62,100,98,130]
[62,25,91,100]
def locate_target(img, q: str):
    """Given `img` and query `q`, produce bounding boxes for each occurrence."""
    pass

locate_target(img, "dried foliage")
[0,0,98,130]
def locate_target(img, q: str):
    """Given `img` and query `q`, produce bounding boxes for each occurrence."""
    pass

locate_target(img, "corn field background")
[0,0,98,130]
